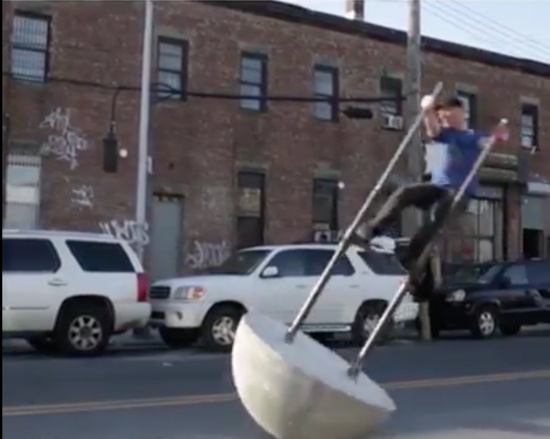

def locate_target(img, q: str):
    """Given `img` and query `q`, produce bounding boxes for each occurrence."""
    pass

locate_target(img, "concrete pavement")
[3,333,550,439]
[1,330,166,354]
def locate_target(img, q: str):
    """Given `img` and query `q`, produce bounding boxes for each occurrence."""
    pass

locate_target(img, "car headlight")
[446,289,466,302]
[172,286,205,300]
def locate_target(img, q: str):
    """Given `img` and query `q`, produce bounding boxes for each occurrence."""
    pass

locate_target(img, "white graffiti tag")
[99,220,150,248]
[71,185,94,208]
[186,240,231,270]
[40,108,89,170]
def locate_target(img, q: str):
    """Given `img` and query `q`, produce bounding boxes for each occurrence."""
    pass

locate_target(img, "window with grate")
[10,12,50,82]
[157,37,188,100]
[4,148,42,229]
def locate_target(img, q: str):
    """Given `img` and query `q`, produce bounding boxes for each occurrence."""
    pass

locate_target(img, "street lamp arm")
[108,82,181,131]
[107,85,134,133]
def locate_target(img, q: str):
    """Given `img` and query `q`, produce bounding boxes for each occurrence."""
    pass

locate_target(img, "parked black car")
[426,258,550,338]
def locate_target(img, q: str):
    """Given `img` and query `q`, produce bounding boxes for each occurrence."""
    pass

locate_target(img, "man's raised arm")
[421,95,441,139]
[477,119,509,148]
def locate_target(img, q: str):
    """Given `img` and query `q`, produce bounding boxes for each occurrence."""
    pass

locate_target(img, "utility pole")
[405,0,431,341]
[136,0,154,262]
[405,0,422,192]
[133,0,154,339]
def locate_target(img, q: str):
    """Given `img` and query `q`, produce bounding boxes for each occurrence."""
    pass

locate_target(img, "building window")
[312,179,339,231]
[239,52,267,112]
[10,12,50,82]
[520,103,539,150]
[456,91,477,129]
[379,76,402,116]
[237,172,265,248]
[4,148,42,229]
[313,65,339,121]
[157,37,188,100]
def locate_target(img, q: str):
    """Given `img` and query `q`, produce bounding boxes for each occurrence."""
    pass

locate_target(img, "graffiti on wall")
[40,108,89,170]
[99,220,150,248]
[185,240,231,270]
[71,185,94,208]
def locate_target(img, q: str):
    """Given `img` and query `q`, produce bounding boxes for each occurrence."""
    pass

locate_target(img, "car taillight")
[137,273,147,302]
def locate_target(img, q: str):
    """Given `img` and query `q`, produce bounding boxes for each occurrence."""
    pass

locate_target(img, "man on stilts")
[353,94,509,300]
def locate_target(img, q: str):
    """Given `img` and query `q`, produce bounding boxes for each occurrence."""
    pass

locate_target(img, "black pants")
[367,183,468,268]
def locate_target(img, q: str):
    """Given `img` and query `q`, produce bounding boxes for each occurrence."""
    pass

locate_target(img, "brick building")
[2,1,549,280]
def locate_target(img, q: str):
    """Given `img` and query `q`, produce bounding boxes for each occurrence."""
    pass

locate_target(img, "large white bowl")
[232,311,396,439]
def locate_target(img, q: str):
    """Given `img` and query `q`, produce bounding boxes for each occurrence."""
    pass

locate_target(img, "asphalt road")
[3,332,549,439]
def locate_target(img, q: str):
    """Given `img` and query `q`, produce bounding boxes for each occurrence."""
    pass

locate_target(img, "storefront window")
[442,186,504,262]
[477,238,494,262]
[445,236,476,262]
[477,200,493,235]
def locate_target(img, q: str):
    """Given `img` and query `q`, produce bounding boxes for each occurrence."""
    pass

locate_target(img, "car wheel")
[159,327,199,349]
[470,306,498,339]
[201,305,244,352]
[500,323,521,336]
[351,301,392,347]
[55,305,111,357]
[26,336,59,355]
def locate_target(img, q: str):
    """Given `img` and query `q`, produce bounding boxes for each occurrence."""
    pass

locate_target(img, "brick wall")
[2,1,549,269]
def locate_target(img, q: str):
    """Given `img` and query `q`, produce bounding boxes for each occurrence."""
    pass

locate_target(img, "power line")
[422,3,542,60]
[370,0,550,62]
[446,0,550,55]
[424,1,550,61]
[1,71,411,104]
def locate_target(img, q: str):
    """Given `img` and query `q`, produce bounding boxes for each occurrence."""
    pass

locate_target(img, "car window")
[206,250,270,275]
[265,249,308,277]
[446,263,494,285]
[526,261,550,285]
[357,251,406,275]
[304,249,355,276]
[2,238,61,273]
[501,264,528,285]
[264,249,355,277]
[66,240,135,273]
[477,264,503,284]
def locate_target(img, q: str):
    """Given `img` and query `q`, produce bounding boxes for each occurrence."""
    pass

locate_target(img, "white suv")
[149,243,418,351]
[2,229,151,356]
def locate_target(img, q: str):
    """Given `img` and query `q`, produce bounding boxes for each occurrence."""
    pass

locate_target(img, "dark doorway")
[523,228,543,258]
[237,171,265,248]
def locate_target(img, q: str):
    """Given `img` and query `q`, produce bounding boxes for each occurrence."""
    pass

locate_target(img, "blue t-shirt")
[430,127,484,195]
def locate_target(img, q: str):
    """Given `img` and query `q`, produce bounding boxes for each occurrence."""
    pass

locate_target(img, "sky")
[282,0,550,64]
